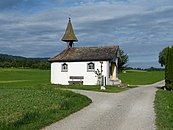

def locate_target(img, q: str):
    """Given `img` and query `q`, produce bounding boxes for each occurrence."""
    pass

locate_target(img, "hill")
[0,54,50,69]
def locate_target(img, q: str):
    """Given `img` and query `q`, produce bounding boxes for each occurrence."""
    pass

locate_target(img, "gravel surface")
[43,80,164,130]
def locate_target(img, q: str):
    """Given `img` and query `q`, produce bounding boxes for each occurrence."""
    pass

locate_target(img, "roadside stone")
[118,83,128,88]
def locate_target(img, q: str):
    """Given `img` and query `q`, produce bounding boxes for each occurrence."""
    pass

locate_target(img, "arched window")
[87,62,95,72]
[61,63,68,72]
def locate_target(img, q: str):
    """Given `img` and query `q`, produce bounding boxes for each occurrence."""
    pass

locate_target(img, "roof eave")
[49,58,112,63]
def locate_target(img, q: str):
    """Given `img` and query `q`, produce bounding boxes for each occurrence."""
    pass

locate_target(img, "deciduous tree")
[118,49,128,72]
[159,47,168,67]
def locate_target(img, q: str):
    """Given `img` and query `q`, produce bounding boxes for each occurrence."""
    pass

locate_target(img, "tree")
[118,48,128,72]
[159,47,168,67]
[165,46,173,91]
[94,69,102,85]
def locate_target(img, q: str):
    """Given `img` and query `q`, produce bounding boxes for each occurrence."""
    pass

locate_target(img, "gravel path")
[43,80,164,130]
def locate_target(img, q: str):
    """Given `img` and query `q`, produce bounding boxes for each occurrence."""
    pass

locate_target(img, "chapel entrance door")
[110,62,116,80]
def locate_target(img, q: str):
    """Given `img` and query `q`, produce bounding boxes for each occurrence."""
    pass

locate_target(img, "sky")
[0,0,173,68]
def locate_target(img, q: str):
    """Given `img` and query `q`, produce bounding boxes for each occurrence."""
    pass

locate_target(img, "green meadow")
[0,68,49,89]
[119,70,164,85]
[0,68,91,130]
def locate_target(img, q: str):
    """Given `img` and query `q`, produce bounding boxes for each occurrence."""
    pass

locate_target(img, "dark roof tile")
[49,46,119,62]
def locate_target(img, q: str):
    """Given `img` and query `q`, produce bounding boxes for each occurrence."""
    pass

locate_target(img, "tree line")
[0,54,50,69]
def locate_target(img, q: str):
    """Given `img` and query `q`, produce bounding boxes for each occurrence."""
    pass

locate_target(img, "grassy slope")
[155,90,173,130]
[119,71,164,85]
[0,68,91,130]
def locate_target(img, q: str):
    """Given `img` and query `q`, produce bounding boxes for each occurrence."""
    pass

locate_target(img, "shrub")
[165,46,173,90]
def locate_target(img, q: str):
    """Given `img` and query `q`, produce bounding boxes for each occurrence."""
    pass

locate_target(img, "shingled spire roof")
[61,18,78,42]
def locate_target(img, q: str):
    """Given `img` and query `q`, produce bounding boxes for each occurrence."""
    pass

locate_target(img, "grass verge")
[55,85,128,93]
[155,90,173,130]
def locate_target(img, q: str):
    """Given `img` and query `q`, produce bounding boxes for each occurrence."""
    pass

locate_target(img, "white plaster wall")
[51,61,109,85]
[51,63,59,84]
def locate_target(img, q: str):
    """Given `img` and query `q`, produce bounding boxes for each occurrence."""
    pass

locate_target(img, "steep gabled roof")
[61,18,78,42]
[49,46,119,62]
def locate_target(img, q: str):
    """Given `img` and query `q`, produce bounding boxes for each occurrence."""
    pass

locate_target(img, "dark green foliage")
[159,47,168,67]
[118,49,128,72]
[165,46,173,90]
[0,54,50,69]
[155,90,173,130]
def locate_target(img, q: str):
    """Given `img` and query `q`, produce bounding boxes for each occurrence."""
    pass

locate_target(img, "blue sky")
[0,0,173,68]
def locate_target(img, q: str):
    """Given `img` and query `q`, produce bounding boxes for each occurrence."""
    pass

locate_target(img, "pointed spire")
[61,18,78,44]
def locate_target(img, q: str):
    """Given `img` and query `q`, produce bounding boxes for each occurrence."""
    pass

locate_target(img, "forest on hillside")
[0,54,50,69]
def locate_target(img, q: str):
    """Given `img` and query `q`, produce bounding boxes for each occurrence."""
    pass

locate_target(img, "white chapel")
[49,18,120,85]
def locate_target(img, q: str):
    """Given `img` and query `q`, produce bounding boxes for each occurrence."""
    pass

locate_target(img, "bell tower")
[61,18,78,48]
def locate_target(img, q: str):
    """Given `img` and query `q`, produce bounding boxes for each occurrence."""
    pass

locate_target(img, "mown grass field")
[155,90,173,130]
[0,68,91,130]
[0,68,49,89]
[119,70,164,85]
